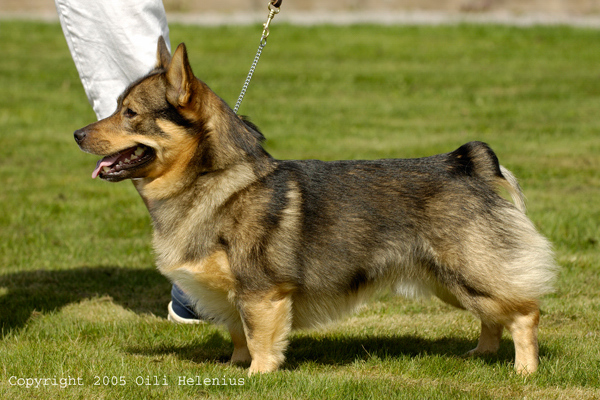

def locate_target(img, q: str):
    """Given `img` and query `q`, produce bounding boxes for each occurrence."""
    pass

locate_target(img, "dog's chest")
[159,249,239,323]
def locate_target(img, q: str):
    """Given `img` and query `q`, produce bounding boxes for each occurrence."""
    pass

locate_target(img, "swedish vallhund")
[74,37,557,375]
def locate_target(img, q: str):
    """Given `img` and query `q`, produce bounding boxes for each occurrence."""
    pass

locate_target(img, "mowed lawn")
[0,20,599,399]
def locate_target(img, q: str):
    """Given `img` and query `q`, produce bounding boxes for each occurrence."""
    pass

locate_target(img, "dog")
[74,37,557,375]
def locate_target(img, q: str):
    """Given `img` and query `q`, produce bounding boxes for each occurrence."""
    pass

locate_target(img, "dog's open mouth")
[92,145,155,180]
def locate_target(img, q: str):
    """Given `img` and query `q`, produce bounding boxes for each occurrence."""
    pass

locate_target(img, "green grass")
[1,20,599,399]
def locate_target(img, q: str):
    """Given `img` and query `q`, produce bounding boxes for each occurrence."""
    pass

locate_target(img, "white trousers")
[55,0,171,120]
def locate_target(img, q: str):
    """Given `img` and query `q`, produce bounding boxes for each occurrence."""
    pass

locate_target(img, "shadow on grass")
[127,331,235,365]
[127,329,518,370]
[1,267,524,370]
[285,334,519,370]
[0,266,171,336]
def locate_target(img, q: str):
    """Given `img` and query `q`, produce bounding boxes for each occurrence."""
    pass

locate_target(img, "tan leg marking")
[238,288,294,375]
[506,308,540,375]
[466,321,504,356]
[228,322,251,365]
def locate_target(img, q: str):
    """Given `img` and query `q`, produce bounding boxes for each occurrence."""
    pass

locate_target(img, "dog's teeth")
[102,166,110,173]
[124,157,130,163]
[134,147,144,156]
[130,154,138,161]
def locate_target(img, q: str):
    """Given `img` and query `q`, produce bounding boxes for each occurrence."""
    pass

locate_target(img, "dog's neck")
[132,112,275,245]
[135,160,264,270]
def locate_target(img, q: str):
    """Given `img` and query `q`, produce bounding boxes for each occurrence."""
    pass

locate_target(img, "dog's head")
[74,37,266,191]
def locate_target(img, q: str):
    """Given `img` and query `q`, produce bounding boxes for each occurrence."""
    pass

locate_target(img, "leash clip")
[261,2,281,45]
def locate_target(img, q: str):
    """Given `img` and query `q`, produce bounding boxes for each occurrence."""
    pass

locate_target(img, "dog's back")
[236,143,555,327]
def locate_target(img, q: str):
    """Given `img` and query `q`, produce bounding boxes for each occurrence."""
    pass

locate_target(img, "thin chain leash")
[233,0,281,114]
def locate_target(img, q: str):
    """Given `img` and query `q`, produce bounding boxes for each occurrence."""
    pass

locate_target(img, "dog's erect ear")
[165,43,195,108]
[156,36,171,70]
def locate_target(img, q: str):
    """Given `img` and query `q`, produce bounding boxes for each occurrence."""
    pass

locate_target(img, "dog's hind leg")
[237,288,293,375]
[505,306,540,375]
[466,321,504,356]
[446,284,541,374]
[467,298,540,375]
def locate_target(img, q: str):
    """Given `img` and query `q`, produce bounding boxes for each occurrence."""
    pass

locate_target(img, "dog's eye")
[124,108,137,118]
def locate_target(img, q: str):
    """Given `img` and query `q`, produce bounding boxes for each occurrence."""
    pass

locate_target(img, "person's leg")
[55,0,170,119]
[168,285,204,324]
[56,0,200,323]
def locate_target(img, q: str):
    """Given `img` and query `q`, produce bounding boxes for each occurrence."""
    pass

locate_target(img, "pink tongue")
[92,153,123,179]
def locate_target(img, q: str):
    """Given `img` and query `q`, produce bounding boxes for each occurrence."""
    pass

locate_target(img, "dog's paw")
[247,357,281,376]
[462,347,497,358]
[230,347,252,365]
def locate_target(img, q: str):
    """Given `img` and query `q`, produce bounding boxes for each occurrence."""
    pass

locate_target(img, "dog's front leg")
[228,320,252,365]
[237,288,293,375]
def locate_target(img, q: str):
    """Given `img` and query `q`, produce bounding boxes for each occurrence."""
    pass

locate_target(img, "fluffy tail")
[497,165,526,214]
[449,142,558,304]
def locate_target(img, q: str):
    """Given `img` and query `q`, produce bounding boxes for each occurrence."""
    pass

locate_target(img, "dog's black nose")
[74,128,86,144]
